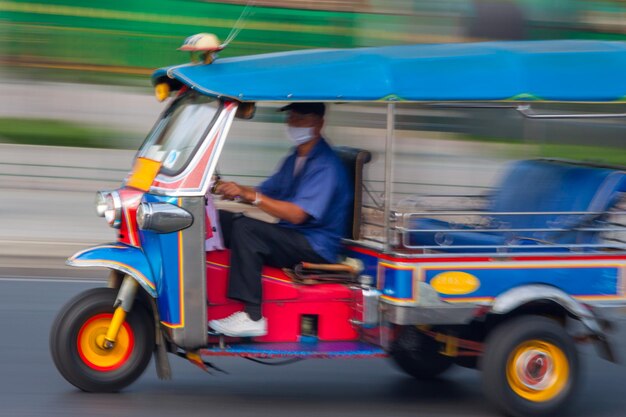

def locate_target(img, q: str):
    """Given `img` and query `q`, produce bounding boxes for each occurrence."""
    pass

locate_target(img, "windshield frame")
[137,92,224,178]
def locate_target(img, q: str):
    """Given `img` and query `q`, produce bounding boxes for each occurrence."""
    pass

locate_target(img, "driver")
[209,103,352,337]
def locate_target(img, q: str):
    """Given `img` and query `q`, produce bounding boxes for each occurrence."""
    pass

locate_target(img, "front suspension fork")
[103,275,139,349]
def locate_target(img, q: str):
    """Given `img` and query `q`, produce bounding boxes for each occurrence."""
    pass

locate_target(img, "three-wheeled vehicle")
[51,38,626,417]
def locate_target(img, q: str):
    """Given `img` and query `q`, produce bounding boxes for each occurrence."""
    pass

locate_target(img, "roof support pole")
[383,103,396,252]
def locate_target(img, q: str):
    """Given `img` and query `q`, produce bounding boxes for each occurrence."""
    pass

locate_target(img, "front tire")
[481,315,578,417]
[50,287,154,392]
[390,326,452,379]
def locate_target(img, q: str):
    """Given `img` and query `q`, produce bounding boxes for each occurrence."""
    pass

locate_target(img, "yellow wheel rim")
[506,340,569,402]
[77,313,134,372]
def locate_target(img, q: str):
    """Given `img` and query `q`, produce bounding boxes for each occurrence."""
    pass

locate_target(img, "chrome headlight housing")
[137,202,193,234]
[104,191,122,229]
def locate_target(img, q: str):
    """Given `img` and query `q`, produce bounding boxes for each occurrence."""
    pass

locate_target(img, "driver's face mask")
[286,126,316,145]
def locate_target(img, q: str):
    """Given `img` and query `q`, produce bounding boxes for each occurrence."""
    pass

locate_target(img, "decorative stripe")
[346,245,492,263]
[69,245,126,260]
[160,321,184,329]
[69,258,155,291]
[440,295,626,303]
[206,260,229,268]
[441,297,494,303]
[206,260,293,283]
[380,294,418,303]
[379,262,415,270]
[573,295,626,301]
[164,203,187,329]
[420,262,626,271]
[507,93,543,101]
[199,342,387,358]
[346,244,626,264]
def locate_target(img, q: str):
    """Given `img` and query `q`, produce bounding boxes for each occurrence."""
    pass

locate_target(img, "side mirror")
[235,102,256,119]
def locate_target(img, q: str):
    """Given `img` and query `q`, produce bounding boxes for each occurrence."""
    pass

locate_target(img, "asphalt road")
[1,278,626,417]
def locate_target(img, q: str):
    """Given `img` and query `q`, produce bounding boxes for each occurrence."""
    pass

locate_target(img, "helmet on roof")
[178,33,222,52]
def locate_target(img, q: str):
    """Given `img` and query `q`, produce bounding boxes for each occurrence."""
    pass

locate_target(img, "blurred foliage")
[0,118,127,148]
[537,143,626,167]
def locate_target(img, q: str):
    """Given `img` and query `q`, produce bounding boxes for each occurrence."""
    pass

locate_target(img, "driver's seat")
[334,146,372,241]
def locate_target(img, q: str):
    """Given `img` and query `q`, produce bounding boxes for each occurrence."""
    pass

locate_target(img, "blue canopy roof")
[153,40,626,102]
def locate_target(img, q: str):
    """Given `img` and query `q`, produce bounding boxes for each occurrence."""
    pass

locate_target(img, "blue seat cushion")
[407,160,626,252]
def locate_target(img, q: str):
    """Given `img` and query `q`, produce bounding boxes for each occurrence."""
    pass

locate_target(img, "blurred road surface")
[1,278,626,417]
[0,144,131,274]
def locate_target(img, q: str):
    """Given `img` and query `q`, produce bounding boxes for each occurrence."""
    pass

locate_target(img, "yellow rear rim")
[77,313,134,372]
[506,340,569,402]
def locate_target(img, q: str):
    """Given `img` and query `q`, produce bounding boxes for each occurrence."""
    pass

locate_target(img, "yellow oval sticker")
[431,271,480,295]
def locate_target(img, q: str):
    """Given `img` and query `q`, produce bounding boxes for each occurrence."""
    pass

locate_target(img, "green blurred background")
[2,0,626,82]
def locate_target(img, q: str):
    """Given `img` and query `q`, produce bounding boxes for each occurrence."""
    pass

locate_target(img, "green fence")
[1,0,626,77]
[1,0,464,72]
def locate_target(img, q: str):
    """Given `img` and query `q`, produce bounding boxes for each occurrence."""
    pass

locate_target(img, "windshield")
[138,93,221,175]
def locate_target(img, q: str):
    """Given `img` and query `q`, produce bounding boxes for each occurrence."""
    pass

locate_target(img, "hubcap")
[506,340,569,402]
[77,313,134,372]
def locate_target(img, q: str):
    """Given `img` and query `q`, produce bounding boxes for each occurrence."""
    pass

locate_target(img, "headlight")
[136,202,193,234]
[136,202,151,230]
[104,191,122,229]
[95,191,110,217]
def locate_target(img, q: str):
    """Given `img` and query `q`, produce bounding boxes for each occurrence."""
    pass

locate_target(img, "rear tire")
[50,287,154,392]
[390,326,452,379]
[481,315,578,417]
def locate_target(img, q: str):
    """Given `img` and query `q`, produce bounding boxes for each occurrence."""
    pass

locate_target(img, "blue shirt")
[257,138,352,262]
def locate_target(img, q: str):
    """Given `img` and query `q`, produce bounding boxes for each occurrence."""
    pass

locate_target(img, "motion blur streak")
[2,0,626,76]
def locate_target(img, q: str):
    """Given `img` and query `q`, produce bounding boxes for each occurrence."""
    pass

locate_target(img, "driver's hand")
[216,181,249,201]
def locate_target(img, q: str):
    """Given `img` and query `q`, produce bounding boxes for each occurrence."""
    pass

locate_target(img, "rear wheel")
[50,287,154,392]
[390,326,452,379]
[481,315,578,417]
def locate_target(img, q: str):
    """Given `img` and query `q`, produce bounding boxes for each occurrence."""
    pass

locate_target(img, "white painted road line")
[0,276,106,284]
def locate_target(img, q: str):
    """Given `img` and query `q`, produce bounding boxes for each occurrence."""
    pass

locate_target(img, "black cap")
[279,102,325,117]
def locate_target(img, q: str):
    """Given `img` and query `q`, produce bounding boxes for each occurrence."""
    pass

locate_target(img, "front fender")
[67,244,157,298]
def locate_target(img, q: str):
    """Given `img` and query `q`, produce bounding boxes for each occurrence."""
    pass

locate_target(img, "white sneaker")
[209,312,267,337]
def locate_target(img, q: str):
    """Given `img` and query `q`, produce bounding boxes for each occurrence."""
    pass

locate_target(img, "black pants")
[219,210,327,306]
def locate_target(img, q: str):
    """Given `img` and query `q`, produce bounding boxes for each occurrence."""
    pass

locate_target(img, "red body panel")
[205,251,358,342]
[117,188,144,247]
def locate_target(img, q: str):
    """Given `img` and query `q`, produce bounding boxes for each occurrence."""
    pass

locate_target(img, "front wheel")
[481,315,578,417]
[50,287,155,392]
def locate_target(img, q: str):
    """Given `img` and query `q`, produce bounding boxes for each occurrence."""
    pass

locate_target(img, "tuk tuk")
[50,39,626,417]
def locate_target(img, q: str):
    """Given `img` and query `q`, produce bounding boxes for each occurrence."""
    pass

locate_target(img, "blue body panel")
[67,244,157,297]
[68,195,195,328]
[345,246,625,304]
[422,264,622,301]
[380,265,415,301]
[139,194,185,327]
[153,41,626,102]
